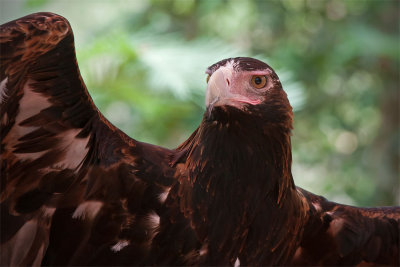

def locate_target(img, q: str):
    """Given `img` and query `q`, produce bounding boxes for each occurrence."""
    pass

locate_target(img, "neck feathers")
[173,106,300,264]
[185,105,294,191]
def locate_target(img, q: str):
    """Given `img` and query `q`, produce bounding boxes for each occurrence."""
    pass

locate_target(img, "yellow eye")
[251,75,267,89]
[206,75,210,83]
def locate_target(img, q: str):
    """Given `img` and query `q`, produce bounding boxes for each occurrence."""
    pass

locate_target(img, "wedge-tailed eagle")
[1,13,399,266]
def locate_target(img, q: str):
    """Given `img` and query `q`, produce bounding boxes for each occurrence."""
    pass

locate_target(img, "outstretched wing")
[293,188,400,266]
[0,12,175,266]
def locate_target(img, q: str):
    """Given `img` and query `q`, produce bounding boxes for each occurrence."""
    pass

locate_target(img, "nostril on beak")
[226,79,230,86]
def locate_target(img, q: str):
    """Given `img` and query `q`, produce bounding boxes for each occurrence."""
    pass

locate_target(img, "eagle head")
[206,57,292,124]
[205,57,293,127]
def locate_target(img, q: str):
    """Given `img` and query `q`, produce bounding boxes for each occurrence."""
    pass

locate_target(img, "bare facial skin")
[205,59,276,110]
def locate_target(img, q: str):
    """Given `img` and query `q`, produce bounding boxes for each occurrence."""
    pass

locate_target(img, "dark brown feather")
[0,12,178,266]
[292,188,400,265]
[171,98,307,265]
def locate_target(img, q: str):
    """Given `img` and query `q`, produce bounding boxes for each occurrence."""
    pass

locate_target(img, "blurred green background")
[1,0,399,206]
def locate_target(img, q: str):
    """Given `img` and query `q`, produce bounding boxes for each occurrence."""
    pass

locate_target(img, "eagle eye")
[251,75,267,89]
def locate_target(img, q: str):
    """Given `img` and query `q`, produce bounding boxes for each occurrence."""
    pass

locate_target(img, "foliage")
[0,0,398,206]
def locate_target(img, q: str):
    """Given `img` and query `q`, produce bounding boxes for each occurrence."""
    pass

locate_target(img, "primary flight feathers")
[0,13,399,266]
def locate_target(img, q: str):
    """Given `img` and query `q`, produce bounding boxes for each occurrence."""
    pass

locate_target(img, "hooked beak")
[205,66,232,110]
[205,67,262,113]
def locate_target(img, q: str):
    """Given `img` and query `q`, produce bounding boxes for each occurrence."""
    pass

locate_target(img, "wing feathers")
[295,188,400,265]
[1,12,175,265]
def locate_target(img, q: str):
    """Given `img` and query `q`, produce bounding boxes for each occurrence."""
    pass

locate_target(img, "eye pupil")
[251,75,267,89]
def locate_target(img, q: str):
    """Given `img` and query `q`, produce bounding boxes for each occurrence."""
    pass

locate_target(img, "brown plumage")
[0,12,176,266]
[0,13,399,266]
